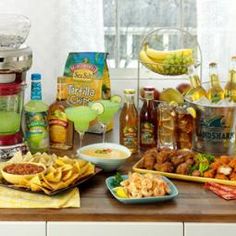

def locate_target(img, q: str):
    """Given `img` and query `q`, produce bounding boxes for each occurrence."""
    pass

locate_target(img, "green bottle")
[24,73,49,153]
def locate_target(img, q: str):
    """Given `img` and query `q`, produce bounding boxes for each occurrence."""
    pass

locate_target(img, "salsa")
[3,163,44,175]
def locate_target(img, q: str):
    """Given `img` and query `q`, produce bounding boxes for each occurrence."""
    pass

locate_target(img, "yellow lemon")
[113,187,128,198]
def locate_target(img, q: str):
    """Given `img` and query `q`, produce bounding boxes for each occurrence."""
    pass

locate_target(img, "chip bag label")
[64,52,111,106]
[63,52,112,133]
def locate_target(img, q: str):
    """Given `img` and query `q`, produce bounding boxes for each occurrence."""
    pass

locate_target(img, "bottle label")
[25,111,49,150]
[141,122,155,144]
[122,126,138,151]
[31,81,42,100]
[48,109,68,144]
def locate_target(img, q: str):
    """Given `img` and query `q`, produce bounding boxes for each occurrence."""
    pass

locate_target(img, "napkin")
[0,186,80,208]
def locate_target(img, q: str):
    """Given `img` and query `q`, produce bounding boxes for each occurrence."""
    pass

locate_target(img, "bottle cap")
[31,73,41,80]
[124,89,135,95]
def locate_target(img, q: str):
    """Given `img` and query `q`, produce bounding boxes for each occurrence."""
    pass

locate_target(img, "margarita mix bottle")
[24,73,49,153]
[119,89,138,154]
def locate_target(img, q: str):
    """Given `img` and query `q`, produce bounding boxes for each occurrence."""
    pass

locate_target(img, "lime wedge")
[90,102,105,115]
[113,186,128,198]
[110,95,122,104]
[187,107,196,118]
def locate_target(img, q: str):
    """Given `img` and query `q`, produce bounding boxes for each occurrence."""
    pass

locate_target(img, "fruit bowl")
[139,28,201,76]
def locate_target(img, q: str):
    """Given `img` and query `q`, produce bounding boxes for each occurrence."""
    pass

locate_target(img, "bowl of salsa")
[1,162,46,185]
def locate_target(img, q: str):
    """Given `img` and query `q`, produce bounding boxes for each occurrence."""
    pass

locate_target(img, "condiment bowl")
[1,162,46,185]
[77,143,131,172]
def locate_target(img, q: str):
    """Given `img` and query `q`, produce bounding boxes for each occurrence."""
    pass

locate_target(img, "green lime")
[90,102,105,115]
[110,95,122,104]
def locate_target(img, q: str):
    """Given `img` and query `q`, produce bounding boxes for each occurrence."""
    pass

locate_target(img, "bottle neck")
[190,75,201,88]
[210,73,221,87]
[124,94,135,104]
[144,90,154,100]
[31,80,42,100]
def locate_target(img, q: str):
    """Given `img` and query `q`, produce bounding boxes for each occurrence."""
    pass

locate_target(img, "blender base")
[0,143,28,161]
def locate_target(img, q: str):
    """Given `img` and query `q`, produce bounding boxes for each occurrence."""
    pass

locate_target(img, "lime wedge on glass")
[110,95,122,104]
[90,102,105,115]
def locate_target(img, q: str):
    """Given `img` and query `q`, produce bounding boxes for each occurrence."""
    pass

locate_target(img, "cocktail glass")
[90,100,121,143]
[65,106,98,148]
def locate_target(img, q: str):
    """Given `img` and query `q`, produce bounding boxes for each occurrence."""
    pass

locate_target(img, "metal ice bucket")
[185,82,236,155]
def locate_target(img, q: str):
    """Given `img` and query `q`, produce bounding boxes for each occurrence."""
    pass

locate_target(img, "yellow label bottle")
[225,56,236,102]
[48,77,73,150]
[207,62,224,103]
[185,66,207,101]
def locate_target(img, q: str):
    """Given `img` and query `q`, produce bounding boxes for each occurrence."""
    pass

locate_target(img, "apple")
[176,83,191,95]
[140,87,160,100]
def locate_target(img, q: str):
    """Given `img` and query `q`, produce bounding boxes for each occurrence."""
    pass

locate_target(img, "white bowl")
[77,143,131,172]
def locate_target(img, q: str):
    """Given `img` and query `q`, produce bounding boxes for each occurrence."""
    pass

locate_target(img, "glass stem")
[78,131,84,148]
[101,123,107,143]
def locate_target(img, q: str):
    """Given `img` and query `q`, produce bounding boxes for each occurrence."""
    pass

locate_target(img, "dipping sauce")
[81,148,129,159]
[3,163,45,175]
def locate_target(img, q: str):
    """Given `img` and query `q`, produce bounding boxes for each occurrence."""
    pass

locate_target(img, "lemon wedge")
[113,187,128,198]
[187,107,196,118]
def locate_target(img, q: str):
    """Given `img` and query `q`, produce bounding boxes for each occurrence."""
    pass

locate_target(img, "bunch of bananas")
[139,43,194,76]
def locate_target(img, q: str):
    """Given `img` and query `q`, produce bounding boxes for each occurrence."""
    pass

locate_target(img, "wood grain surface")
[0,128,236,222]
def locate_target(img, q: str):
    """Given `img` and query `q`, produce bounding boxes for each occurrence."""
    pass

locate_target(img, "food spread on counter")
[1,14,236,206]
[0,152,95,195]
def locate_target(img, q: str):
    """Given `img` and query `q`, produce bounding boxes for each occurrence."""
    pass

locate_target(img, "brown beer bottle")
[140,86,157,150]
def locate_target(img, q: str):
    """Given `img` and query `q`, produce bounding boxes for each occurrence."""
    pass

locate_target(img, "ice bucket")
[185,83,236,155]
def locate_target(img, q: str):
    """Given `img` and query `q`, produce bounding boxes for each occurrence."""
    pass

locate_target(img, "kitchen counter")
[0,130,236,223]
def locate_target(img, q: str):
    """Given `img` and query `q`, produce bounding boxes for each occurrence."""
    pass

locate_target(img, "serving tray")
[133,158,236,186]
[0,167,102,196]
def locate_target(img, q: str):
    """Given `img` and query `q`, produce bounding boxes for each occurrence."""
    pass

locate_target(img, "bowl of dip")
[77,143,131,172]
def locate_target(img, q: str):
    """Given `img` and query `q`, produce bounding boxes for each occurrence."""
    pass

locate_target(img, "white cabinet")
[48,222,183,236]
[185,223,236,236]
[0,222,45,236]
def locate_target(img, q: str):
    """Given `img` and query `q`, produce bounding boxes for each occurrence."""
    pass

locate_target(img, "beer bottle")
[185,66,207,101]
[207,62,224,103]
[225,56,236,102]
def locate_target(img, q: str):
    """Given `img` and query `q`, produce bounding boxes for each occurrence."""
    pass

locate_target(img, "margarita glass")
[90,97,121,142]
[65,106,98,148]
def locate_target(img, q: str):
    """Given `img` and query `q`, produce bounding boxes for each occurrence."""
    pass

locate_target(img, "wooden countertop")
[1,129,236,222]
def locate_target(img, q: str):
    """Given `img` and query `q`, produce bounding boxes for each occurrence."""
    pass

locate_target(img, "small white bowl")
[77,143,131,172]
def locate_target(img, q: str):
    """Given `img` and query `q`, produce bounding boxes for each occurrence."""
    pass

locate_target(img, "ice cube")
[195,97,211,105]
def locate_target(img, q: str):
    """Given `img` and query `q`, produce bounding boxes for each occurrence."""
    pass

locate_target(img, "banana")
[146,46,193,63]
[139,49,162,73]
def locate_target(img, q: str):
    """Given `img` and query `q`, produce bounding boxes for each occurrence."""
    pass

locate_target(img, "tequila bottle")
[48,77,73,150]
[207,62,224,103]
[225,56,236,102]
[119,89,138,154]
[185,66,207,101]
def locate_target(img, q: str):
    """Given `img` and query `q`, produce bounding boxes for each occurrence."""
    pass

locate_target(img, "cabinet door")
[0,222,45,236]
[185,223,236,236]
[48,222,183,236]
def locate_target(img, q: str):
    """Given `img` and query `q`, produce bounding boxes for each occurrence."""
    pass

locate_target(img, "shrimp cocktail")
[65,106,99,148]
[90,95,122,142]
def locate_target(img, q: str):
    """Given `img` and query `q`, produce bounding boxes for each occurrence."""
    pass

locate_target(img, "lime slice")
[90,102,105,115]
[187,107,196,118]
[110,95,122,104]
[113,186,128,198]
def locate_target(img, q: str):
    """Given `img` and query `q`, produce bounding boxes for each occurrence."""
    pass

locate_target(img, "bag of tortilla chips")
[63,52,112,133]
